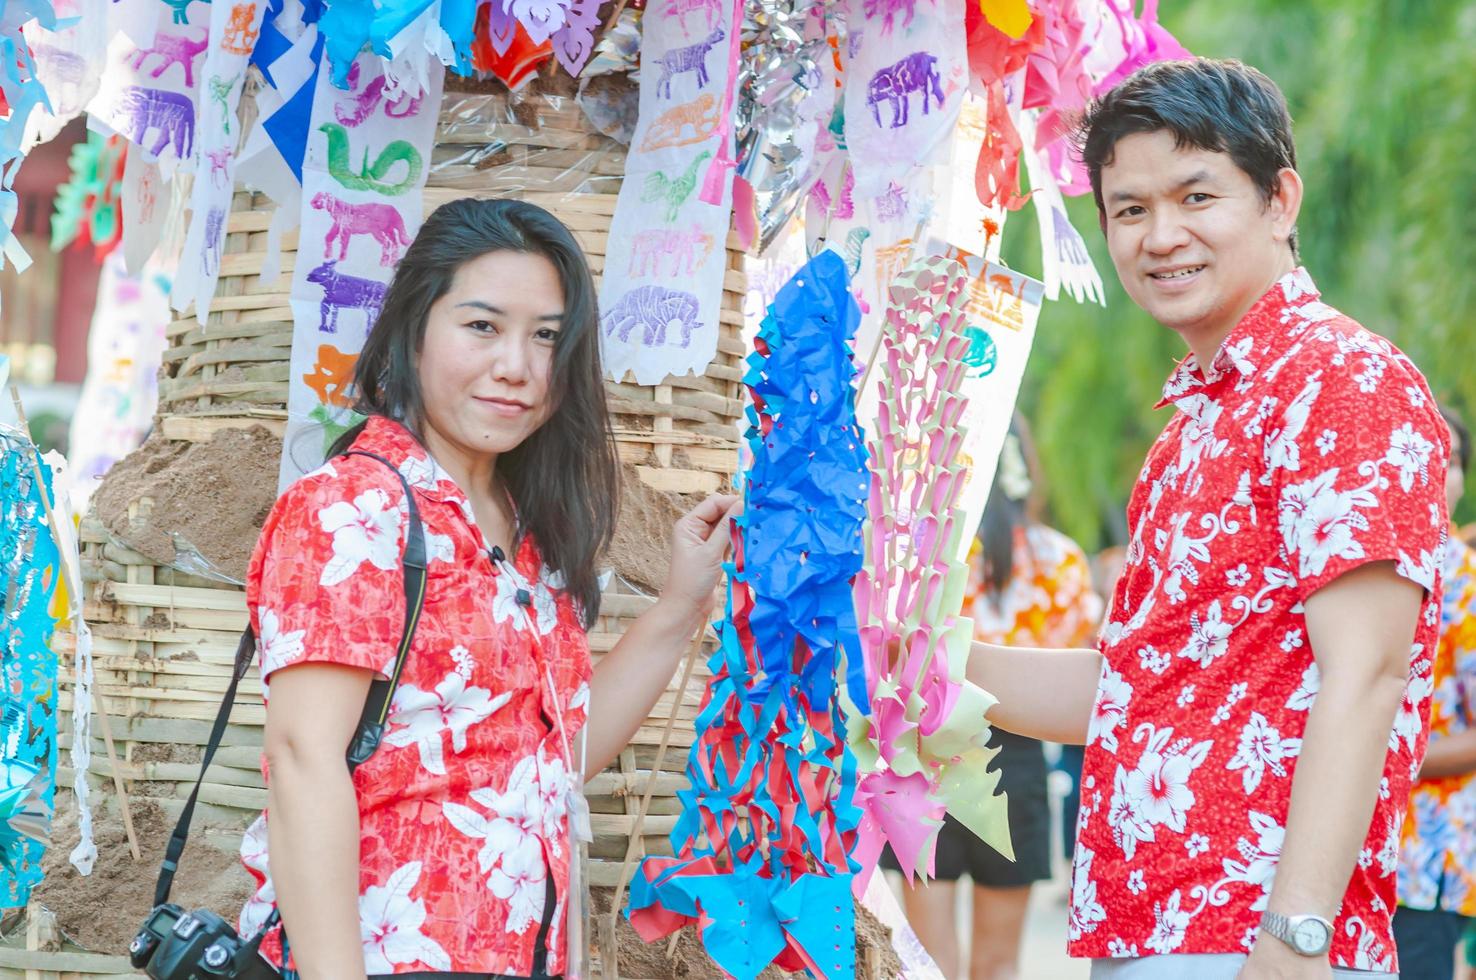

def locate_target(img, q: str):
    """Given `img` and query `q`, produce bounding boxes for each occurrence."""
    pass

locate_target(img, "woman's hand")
[659,493,741,625]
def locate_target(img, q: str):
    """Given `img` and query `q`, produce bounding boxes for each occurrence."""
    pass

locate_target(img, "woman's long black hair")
[329,198,619,627]
[980,413,1042,601]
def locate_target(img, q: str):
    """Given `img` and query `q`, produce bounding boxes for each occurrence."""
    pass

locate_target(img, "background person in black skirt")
[884,415,1102,980]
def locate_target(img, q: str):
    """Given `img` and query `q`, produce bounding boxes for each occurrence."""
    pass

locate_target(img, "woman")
[237,199,736,979]
[888,415,1100,980]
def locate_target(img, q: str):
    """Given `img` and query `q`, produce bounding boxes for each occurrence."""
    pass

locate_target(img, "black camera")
[130,904,278,979]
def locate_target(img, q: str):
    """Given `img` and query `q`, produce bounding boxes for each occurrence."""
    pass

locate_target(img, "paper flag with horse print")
[21,0,109,149]
[842,0,966,199]
[170,0,268,317]
[279,50,441,490]
[598,0,736,385]
[848,255,1021,893]
[86,2,208,167]
[1019,110,1104,305]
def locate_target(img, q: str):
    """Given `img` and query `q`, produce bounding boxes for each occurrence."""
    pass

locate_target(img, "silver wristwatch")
[1260,911,1333,956]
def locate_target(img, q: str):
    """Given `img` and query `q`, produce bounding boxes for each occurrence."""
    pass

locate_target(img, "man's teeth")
[1152,266,1204,280]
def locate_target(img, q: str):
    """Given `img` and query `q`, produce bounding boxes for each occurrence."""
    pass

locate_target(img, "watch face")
[1293,918,1330,954]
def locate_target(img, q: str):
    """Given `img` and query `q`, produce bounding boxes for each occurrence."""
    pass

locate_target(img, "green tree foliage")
[1011,0,1476,550]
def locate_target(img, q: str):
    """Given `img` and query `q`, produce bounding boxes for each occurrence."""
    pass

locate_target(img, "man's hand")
[1239,936,1334,979]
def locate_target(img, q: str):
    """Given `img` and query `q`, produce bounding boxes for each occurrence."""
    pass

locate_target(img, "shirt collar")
[1155,267,1321,409]
[352,416,475,517]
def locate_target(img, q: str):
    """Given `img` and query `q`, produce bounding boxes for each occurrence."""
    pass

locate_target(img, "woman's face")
[416,250,565,465]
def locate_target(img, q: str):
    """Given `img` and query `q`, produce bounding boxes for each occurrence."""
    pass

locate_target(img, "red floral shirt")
[1069,269,1449,970]
[238,417,592,976]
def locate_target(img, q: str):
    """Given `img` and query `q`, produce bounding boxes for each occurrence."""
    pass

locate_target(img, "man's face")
[1099,131,1299,354]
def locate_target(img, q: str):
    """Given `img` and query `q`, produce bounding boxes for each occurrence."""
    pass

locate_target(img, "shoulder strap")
[151,450,427,910]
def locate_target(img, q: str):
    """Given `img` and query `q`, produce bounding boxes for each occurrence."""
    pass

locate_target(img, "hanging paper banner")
[67,252,173,512]
[598,0,737,385]
[629,251,868,979]
[279,49,440,489]
[86,2,207,168]
[120,136,170,273]
[944,92,1008,263]
[0,0,58,287]
[841,0,966,199]
[22,0,108,148]
[0,427,61,905]
[1019,109,1104,305]
[849,255,1021,891]
[170,0,268,316]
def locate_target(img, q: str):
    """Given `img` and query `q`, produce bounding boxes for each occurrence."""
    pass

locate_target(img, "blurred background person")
[887,414,1101,980]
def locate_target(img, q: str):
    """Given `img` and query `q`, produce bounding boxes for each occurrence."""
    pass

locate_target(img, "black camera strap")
[150,450,429,941]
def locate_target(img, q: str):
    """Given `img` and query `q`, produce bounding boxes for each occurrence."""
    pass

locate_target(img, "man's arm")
[1418,729,1476,780]
[965,641,1103,744]
[1243,560,1423,978]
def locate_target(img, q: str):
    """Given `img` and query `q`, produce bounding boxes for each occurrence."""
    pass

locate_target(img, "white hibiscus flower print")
[1221,811,1284,910]
[491,571,532,628]
[534,753,572,855]
[531,565,562,636]
[425,531,456,565]
[1178,600,1233,668]
[1226,712,1301,793]
[1263,373,1320,478]
[257,608,306,675]
[1315,428,1337,456]
[238,816,276,937]
[1226,563,1251,587]
[1385,423,1435,492]
[1107,939,1139,958]
[319,488,402,587]
[1145,889,1192,955]
[1126,869,1146,895]
[443,757,549,934]
[1390,663,1433,756]
[1068,847,1107,940]
[1087,669,1132,753]
[1396,548,1440,593]
[385,662,511,775]
[1277,468,1375,579]
[1346,916,1394,972]
[1406,385,1427,408]
[1138,646,1170,675]
[1121,726,1213,832]
[1286,662,1320,711]
[359,862,452,973]
[1185,833,1211,857]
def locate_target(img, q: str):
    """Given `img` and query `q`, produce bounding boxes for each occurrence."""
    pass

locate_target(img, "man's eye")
[1186,193,1212,204]
[1116,206,1146,219]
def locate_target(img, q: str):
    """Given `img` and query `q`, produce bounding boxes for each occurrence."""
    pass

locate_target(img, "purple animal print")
[117,86,195,158]
[33,45,85,112]
[875,182,908,222]
[334,62,422,127]
[867,52,944,129]
[307,261,388,334]
[602,286,701,348]
[628,223,715,277]
[665,0,721,34]
[126,29,208,87]
[310,192,411,267]
[202,207,224,275]
[864,0,918,34]
[656,28,725,99]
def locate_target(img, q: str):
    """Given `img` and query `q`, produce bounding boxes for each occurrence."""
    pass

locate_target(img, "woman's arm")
[583,493,738,781]
[263,663,374,980]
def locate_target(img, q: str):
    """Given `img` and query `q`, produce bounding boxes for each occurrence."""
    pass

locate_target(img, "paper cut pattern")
[849,256,1024,894]
[600,0,735,384]
[0,426,61,907]
[628,250,869,980]
[281,53,441,489]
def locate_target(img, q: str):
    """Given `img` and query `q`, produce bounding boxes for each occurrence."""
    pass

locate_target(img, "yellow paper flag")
[981,0,1033,39]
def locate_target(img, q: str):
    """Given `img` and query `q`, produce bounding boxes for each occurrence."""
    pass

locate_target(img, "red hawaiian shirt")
[1068,269,1449,971]
[238,416,592,977]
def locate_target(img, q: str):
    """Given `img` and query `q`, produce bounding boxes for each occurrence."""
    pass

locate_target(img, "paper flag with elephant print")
[280,51,441,490]
[598,0,737,385]
[85,1,207,168]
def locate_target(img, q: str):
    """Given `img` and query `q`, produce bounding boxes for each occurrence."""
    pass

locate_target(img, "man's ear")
[1269,167,1303,249]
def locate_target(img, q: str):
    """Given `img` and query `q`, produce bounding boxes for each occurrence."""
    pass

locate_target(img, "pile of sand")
[90,426,282,583]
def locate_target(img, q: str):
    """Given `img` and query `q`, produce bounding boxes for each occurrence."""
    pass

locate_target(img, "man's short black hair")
[1079,58,1298,255]
[1441,404,1471,475]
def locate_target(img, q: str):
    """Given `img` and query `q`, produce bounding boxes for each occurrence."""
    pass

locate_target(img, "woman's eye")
[468,320,495,333]
[535,328,561,343]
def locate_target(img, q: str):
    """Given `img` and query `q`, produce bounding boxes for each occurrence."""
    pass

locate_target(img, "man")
[1395,407,1476,980]
[966,59,1449,979]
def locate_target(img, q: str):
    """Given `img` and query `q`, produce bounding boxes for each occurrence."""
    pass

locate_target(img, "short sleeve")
[246,457,409,682]
[1266,350,1449,601]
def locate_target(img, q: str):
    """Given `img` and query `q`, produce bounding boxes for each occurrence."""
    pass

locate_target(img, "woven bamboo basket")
[58,71,743,969]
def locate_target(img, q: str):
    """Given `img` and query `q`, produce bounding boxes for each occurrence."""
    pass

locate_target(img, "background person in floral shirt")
[964,59,1450,979]
[241,200,737,979]
[1395,406,1476,980]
